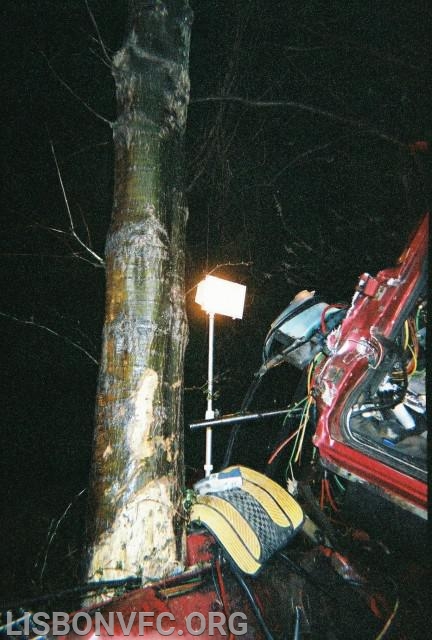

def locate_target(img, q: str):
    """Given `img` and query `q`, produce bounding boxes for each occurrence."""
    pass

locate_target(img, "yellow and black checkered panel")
[190,466,304,575]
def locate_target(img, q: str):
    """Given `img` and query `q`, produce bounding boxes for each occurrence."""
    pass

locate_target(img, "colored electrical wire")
[267,397,308,464]
[369,335,384,369]
[374,597,399,640]
[282,397,308,425]
[306,359,314,394]
[293,396,313,464]
[400,316,418,375]
[415,303,423,333]
[333,475,346,493]
[319,473,340,511]
[307,352,323,393]
[324,478,339,512]
[402,320,409,350]
[320,477,325,509]
[406,344,417,375]
[267,428,301,465]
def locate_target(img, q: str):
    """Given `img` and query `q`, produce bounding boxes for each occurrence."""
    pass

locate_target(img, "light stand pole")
[195,275,246,479]
[204,312,215,477]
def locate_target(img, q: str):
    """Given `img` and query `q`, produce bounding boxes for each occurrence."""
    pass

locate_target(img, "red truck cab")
[312,214,428,518]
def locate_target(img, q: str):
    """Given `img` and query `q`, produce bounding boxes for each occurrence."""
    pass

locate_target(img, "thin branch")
[89,45,113,70]
[78,203,95,249]
[72,252,106,268]
[186,261,253,296]
[3,237,104,268]
[49,140,105,267]
[64,140,110,160]
[0,311,99,365]
[269,136,348,185]
[37,488,87,583]
[29,221,104,268]
[41,52,113,126]
[190,96,408,148]
[207,261,252,276]
[184,382,207,392]
[84,0,112,64]
[0,252,100,261]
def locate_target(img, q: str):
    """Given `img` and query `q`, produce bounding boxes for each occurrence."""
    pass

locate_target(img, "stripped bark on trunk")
[86,0,192,584]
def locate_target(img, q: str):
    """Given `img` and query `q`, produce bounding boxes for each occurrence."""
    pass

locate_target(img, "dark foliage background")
[1,0,430,599]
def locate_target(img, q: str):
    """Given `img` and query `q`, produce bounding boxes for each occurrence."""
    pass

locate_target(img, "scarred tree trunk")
[86,0,192,584]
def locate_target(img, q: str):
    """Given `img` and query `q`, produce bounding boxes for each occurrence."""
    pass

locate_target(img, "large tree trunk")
[86,0,192,585]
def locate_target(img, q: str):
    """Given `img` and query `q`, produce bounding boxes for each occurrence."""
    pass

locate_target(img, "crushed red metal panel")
[312,213,428,514]
[186,531,215,566]
[52,560,283,640]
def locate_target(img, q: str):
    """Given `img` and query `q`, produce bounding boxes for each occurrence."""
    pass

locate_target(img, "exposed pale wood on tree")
[86,0,192,585]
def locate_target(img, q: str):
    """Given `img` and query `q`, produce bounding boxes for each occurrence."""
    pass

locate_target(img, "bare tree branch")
[50,140,105,267]
[84,0,112,65]
[42,52,113,126]
[0,311,99,365]
[36,488,87,583]
[270,137,348,184]
[190,96,408,148]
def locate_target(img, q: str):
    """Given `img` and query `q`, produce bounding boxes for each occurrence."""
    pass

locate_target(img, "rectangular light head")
[195,275,246,319]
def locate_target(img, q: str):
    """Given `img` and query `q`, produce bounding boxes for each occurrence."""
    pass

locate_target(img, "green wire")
[282,396,308,425]
[284,400,309,481]
[415,304,423,333]
[333,475,346,492]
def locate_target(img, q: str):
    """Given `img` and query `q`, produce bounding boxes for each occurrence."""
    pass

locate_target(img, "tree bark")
[86,0,192,584]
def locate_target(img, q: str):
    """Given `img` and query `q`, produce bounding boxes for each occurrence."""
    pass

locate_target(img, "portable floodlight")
[195,275,246,477]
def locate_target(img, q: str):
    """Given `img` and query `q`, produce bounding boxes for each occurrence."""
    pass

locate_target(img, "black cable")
[351,350,409,417]
[293,606,302,640]
[222,372,264,468]
[210,559,222,607]
[278,552,350,640]
[0,577,141,611]
[223,326,314,469]
[278,552,402,639]
[278,552,335,598]
[228,563,275,640]
[262,296,322,363]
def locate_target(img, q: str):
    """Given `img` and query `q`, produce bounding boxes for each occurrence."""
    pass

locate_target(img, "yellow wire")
[406,344,417,374]
[403,320,409,350]
[294,396,313,464]
[374,598,399,640]
[307,352,323,394]
[287,354,320,470]
[307,361,314,394]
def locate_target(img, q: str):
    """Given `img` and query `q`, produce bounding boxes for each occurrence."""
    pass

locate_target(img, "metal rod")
[204,312,215,477]
[206,312,215,420]
[190,406,299,431]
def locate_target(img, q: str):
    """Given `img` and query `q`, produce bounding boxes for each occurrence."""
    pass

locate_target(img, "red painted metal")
[312,213,428,515]
[186,531,215,566]
[55,574,228,640]
[53,547,275,640]
[52,532,268,640]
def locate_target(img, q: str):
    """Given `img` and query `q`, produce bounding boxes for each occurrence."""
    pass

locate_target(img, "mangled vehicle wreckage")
[197,211,427,522]
[2,214,427,639]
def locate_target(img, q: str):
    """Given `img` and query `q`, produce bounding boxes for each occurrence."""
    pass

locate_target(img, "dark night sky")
[1,0,430,598]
